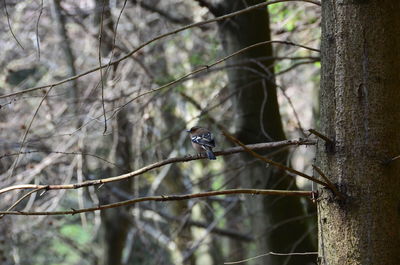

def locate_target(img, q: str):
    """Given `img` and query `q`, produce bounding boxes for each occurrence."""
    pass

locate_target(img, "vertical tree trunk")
[93,3,133,264]
[51,0,79,113]
[317,1,400,265]
[216,1,316,264]
[99,108,133,265]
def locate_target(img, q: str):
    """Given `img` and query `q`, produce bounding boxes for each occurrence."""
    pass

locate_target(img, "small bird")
[187,126,216,160]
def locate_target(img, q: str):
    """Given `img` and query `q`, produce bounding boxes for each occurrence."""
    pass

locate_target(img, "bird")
[187,126,216,160]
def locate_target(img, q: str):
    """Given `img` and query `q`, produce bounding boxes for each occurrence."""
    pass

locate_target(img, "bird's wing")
[191,132,215,148]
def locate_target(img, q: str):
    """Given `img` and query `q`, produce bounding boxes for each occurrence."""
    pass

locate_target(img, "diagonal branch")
[3,0,24,49]
[0,139,315,195]
[222,131,328,187]
[312,165,344,200]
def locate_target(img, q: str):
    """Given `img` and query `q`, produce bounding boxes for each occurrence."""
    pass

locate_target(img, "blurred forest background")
[0,0,321,265]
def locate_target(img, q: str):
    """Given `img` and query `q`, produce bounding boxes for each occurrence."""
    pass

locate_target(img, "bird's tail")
[206,149,216,160]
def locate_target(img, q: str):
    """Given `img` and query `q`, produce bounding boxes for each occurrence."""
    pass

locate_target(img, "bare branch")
[3,0,24,49]
[6,86,54,179]
[312,165,344,200]
[0,188,312,216]
[131,0,191,24]
[98,0,107,134]
[0,187,46,218]
[222,131,328,187]
[0,150,120,169]
[308,129,334,144]
[384,154,400,164]
[224,251,318,265]
[3,42,316,143]
[0,0,320,99]
[0,139,315,195]
[104,40,320,115]
[35,0,44,59]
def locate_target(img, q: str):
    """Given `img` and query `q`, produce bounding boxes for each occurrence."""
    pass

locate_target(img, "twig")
[0,41,319,142]
[222,131,328,187]
[6,86,54,179]
[182,200,237,262]
[106,40,320,116]
[35,0,44,59]
[0,189,312,216]
[278,85,306,136]
[132,0,191,24]
[3,0,24,50]
[308,129,334,144]
[154,210,254,241]
[0,139,315,195]
[224,251,318,264]
[0,187,46,218]
[98,0,107,134]
[312,165,344,200]
[0,0,320,99]
[0,150,120,169]
[384,154,400,165]
[275,60,318,76]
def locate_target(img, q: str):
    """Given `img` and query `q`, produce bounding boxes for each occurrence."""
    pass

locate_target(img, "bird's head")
[186,126,201,133]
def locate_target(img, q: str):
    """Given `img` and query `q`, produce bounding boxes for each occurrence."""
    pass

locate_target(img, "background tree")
[206,1,317,264]
[0,1,321,265]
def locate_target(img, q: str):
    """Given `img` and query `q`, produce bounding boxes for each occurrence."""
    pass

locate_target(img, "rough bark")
[216,1,316,264]
[317,1,400,265]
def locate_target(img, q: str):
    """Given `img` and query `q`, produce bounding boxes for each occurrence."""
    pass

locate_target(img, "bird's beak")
[186,129,190,133]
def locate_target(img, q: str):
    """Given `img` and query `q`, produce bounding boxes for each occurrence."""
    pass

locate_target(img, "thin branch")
[224,251,318,265]
[62,40,318,137]
[278,85,306,136]
[98,0,107,134]
[3,0,24,49]
[312,165,344,200]
[308,129,334,144]
[111,186,253,241]
[0,0,320,99]
[155,211,254,241]
[131,0,191,24]
[105,40,320,115]
[35,0,44,59]
[182,200,237,262]
[275,60,318,76]
[308,129,335,153]
[0,189,312,216]
[111,0,128,56]
[0,150,121,168]
[0,187,46,218]
[260,79,273,140]
[6,86,54,179]
[222,131,328,187]
[0,139,315,195]
[384,154,400,164]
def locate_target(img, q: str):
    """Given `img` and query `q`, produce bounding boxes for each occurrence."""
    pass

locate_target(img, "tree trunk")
[99,108,134,265]
[317,1,400,265]
[51,0,79,115]
[216,1,316,264]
